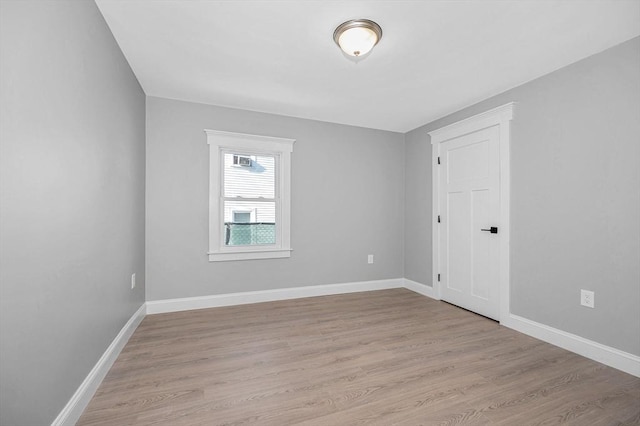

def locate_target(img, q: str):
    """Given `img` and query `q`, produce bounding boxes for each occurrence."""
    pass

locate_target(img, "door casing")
[430,103,514,322]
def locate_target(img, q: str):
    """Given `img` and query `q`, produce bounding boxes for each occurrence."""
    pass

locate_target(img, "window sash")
[219,149,280,250]
[222,151,276,199]
[221,199,278,247]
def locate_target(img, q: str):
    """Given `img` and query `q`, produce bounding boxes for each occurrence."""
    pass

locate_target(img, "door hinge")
[437,156,441,165]
[437,215,441,223]
[437,273,441,282]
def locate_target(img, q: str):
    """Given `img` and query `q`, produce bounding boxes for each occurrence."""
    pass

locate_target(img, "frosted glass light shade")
[333,19,382,57]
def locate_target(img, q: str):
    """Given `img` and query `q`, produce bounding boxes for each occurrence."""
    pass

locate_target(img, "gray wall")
[1,3,636,423]
[0,2,146,424]
[404,128,432,285]
[146,97,405,301]
[404,37,640,356]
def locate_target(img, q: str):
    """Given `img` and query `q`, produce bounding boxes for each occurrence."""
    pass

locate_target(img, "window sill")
[208,248,292,262]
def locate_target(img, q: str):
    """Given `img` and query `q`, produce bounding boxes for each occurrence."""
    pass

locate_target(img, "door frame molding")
[429,102,515,322]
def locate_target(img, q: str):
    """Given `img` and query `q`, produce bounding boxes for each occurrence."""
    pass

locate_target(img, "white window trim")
[205,129,294,262]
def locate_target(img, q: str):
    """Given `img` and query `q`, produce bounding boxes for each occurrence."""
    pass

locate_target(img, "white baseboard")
[146,278,404,314]
[53,277,638,426]
[51,304,146,426]
[501,314,640,378]
[403,278,439,300]
[403,279,639,378]
[147,278,639,377]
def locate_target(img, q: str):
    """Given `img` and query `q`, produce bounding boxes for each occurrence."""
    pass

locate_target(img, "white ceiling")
[95,0,640,133]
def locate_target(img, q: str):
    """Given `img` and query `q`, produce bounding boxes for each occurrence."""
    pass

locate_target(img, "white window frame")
[205,129,294,262]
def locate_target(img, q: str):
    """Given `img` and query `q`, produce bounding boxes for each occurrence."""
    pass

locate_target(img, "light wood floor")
[78,289,640,425]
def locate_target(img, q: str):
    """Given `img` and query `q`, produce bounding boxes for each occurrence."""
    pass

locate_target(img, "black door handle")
[481,227,498,234]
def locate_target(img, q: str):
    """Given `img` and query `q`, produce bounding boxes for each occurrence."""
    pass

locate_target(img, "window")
[232,155,252,167]
[232,211,251,223]
[206,129,294,261]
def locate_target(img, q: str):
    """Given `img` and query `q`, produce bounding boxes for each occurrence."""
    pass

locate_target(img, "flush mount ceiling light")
[333,19,382,57]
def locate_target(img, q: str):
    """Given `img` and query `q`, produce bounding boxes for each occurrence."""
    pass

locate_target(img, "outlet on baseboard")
[131,273,136,290]
[367,254,374,264]
[580,289,594,308]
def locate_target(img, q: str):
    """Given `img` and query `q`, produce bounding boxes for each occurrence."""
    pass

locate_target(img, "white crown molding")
[51,304,146,426]
[204,129,295,151]
[429,102,515,143]
[146,278,404,314]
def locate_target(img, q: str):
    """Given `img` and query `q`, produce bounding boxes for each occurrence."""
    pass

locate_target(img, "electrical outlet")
[580,289,594,308]
[131,273,136,290]
[367,254,374,264]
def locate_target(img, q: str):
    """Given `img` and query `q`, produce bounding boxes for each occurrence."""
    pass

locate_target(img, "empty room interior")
[1,1,640,425]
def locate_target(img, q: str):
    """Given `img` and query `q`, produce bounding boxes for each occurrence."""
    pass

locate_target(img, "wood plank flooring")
[78,289,640,425]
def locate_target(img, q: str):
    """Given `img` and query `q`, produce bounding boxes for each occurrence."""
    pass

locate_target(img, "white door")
[438,125,501,320]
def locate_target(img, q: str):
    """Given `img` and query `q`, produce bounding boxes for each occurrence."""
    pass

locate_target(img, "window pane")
[224,200,275,246]
[223,153,275,199]
[232,211,251,223]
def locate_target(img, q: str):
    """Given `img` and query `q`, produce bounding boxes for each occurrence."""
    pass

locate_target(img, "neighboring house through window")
[206,129,294,261]
[232,211,251,223]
